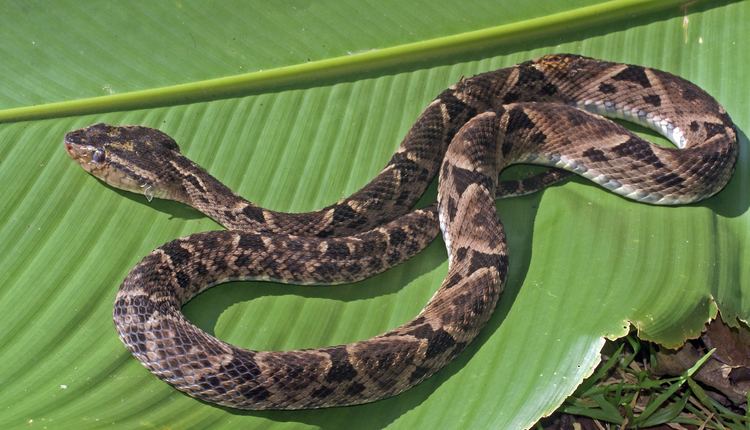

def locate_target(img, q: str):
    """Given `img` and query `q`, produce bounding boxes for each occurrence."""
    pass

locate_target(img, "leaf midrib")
[0,0,691,123]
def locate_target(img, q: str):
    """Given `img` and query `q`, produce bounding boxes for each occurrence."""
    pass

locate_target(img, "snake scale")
[64,54,738,409]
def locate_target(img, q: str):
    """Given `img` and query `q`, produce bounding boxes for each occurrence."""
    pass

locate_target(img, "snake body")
[64,54,737,409]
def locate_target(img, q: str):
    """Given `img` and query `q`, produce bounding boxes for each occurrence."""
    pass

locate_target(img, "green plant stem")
[0,0,695,123]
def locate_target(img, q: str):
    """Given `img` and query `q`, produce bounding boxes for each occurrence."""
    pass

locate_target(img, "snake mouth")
[64,141,75,157]
[63,132,121,187]
[63,139,90,165]
[63,137,98,170]
[63,130,159,200]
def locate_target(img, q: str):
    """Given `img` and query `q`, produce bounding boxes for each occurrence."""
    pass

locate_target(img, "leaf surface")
[0,1,747,428]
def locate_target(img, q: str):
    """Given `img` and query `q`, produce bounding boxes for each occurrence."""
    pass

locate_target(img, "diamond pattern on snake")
[65,54,737,409]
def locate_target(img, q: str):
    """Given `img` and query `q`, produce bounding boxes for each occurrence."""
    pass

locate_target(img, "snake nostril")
[64,141,75,156]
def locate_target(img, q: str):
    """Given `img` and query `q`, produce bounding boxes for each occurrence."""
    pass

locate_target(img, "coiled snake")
[65,54,737,409]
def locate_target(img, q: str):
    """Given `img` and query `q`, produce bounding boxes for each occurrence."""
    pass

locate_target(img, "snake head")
[64,123,183,199]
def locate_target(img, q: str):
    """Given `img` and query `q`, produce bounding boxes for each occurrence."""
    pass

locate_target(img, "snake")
[64,54,738,409]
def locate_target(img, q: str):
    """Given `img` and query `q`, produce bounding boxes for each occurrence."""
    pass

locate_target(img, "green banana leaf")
[0,0,747,428]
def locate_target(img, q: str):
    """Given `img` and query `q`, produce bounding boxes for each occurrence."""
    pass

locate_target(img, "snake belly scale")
[64,54,737,409]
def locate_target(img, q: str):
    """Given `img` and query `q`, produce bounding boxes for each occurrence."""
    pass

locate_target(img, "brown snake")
[64,54,737,409]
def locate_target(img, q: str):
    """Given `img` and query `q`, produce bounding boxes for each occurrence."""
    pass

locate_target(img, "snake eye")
[92,149,106,163]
